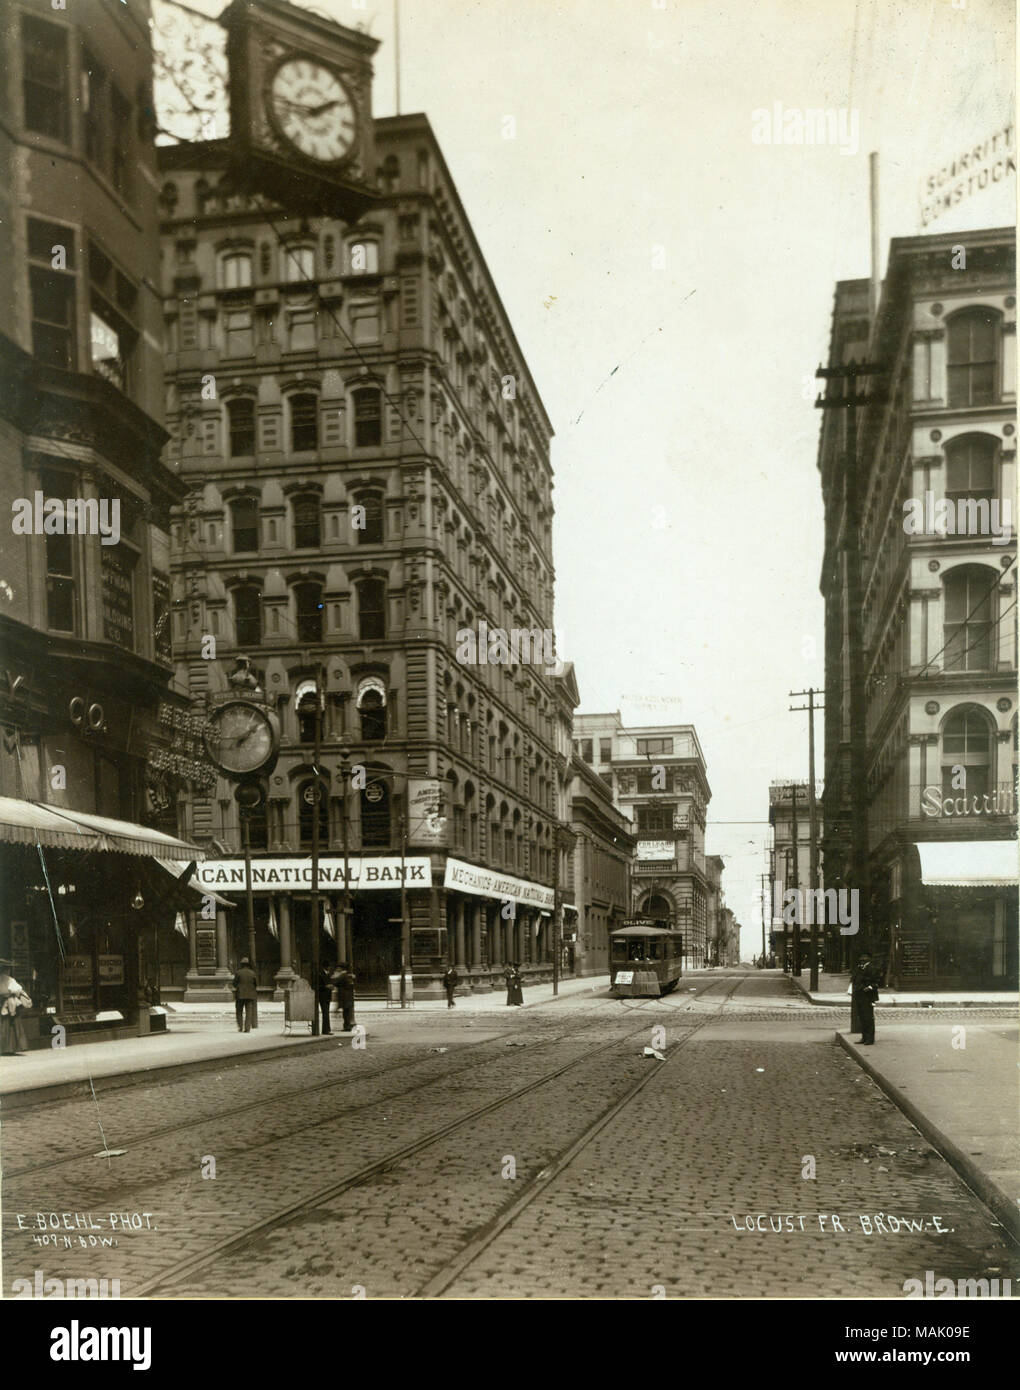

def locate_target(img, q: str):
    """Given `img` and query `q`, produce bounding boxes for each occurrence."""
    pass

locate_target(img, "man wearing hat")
[232,958,258,1033]
[0,958,31,1055]
[850,950,880,1046]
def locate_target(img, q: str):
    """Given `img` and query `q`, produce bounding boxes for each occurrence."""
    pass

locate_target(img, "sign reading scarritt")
[195,857,432,892]
[919,123,1015,227]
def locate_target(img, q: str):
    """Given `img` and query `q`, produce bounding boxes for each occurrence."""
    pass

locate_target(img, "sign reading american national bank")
[195,856,432,893]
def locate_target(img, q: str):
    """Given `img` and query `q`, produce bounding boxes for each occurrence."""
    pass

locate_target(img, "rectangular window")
[636,804,676,833]
[82,52,108,170]
[90,304,128,390]
[637,737,673,756]
[223,309,253,357]
[110,85,132,197]
[290,396,319,452]
[281,245,315,281]
[30,265,76,370]
[288,310,316,352]
[353,391,382,447]
[293,496,321,550]
[599,738,612,763]
[23,17,69,142]
[45,530,75,632]
[578,739,593,763]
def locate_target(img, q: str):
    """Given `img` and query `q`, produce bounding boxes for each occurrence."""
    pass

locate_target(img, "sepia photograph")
[0,0,1016,1345]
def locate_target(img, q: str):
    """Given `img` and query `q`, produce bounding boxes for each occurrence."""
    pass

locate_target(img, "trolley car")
[610,919,684,997]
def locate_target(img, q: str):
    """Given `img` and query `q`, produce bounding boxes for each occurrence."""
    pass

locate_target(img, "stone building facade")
[159,89,560,997]
[818,226,1017,990]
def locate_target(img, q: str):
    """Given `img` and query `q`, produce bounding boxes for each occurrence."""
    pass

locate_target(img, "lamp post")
[338,745,352,971]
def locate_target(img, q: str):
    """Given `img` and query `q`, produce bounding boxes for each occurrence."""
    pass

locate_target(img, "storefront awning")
[0,797,203,862]
[916,840,1018,887]
[160,859,236,909]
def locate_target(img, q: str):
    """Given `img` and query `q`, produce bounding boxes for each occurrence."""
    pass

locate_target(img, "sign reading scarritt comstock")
[195,857,432,893]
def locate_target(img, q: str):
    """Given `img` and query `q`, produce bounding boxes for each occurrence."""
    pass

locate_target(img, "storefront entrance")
[352,894,401,995]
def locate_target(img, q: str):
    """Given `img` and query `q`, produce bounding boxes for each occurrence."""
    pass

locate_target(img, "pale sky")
[158,0,1015,941]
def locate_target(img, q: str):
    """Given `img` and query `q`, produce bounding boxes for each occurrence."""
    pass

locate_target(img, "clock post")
[235,778,266,1028]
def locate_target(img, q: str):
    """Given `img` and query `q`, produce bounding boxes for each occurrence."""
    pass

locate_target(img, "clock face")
[268,57,357,163]
[205,701,277,775]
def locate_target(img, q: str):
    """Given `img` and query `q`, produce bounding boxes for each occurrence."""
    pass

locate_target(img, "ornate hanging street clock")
[205,700,281,777]
[221,0,380,217]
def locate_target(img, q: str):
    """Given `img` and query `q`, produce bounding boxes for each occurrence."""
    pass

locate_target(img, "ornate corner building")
[819,227,1018,990]
[157,6,560,999]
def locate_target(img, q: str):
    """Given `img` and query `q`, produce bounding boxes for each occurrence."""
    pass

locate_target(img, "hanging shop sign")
[636,840,675,861]
[194,856,432,893]
[443,858,555,910]
[406,778,448,847]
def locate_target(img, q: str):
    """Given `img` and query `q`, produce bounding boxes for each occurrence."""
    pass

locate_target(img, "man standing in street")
[442,964,459,1008]
[851,951,880,1045]
[334,962,356,1032]
[316,962,334,1035]
[232,957,258,1033]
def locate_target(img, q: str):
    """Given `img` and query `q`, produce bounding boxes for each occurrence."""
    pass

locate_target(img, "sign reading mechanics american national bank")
[194,856,432,893]
[443,857,555,910]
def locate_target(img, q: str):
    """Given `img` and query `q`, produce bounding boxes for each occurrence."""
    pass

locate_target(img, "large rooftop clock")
[221,0,379,217]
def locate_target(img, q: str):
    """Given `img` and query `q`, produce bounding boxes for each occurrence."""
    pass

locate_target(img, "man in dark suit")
[232,958,258,1033]
[442,965,459,1008]
[333,963,356,1032]
[851,951,880,1045]
[316,963,334,1034]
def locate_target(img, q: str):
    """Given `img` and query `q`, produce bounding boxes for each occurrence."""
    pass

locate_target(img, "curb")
[0,1028,370,1113]
[835,1031,1020,1246]
[792,975,1018,1009]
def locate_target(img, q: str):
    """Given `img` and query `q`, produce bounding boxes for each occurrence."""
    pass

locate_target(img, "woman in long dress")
[511,963,524,1007]
[0,960,30,1055]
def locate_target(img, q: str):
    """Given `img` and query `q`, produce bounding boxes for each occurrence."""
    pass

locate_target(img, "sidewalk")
[0,973,611,1109]
[164,971,611,1020]
[838,1021,1020,1242]
[791,970,1018,1009]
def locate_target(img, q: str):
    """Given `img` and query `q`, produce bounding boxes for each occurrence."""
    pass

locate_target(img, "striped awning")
[0,797,203,862]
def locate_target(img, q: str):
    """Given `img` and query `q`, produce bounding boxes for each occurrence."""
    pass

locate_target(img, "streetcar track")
[3,981,727,1182]
[140,979,747,1297]
[419,978,747,1296]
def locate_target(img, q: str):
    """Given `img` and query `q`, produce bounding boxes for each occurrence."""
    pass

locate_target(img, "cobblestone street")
[4,970,1016,1300]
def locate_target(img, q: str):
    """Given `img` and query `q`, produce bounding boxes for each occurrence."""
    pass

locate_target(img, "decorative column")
[454,896,466,967]
[274,895,296,999]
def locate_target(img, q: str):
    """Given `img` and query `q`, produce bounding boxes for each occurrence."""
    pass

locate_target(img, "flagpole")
[394,0,401,115]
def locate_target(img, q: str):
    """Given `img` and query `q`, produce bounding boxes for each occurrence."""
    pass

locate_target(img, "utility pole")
[338,746,352,969]
[399,808,408,1008]
[552,826,561,997]
[791,688,824,990]
[789,783,801,976]
[309,664,323,1035]
[760,871,768,967]
[816,360,885,964]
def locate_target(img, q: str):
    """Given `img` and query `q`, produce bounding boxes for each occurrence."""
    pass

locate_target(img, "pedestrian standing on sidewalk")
[316,962,334,1035]
[334,963,356,1032]
[504,961,515,1007]
[442,965,459,1008]
[0,959,30,1055]
[232,958,258,1033]
[851,951,880,1045]
[511,962,524,1007]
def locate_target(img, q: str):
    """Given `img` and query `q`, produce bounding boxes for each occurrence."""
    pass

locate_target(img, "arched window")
[280,244,315,282]
[945,435,996,510]
[941,706,993,800]
[226,398,255,457]
[360,778,390,847]
[353,387,382,447]
[244,799,268,850]
[290,393,318,452]
[348,241,379,274]
[298,778,329,847]
[219,250,252,289]
[357,679,387,741]
[230,496,258,553]
[295,582,323,643]
[643,893,672,922]
[357,577,386,639]
[355,494,384,544]
[292,494,320,549]
[943,566,995,671]
[233,586,261,647]
[296,688,319,744]
[947,309,1000,407]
